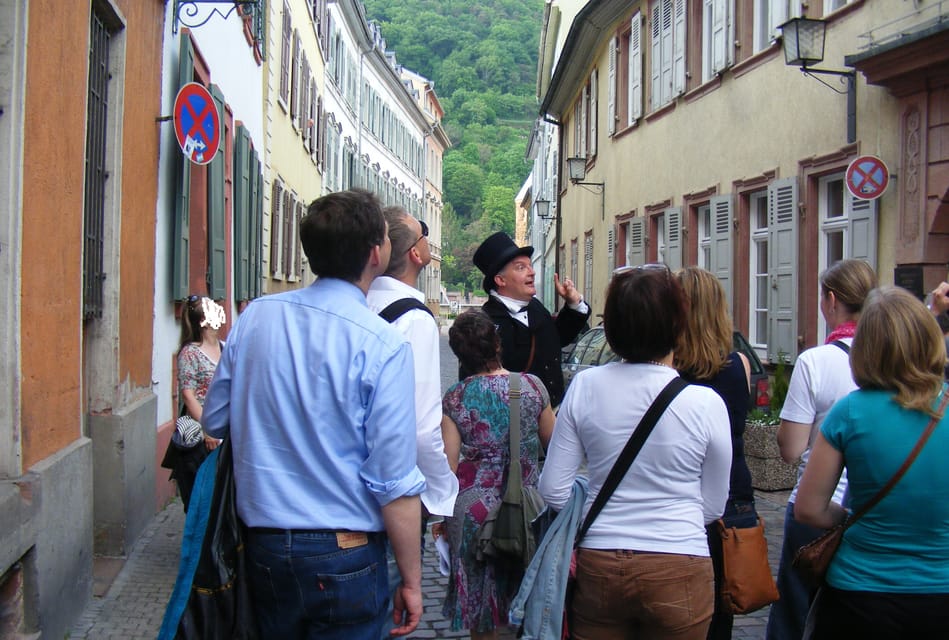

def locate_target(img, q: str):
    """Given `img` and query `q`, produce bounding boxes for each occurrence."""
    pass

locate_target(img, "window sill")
[732,43,780,79]
[644,99,676,124]
[683,74,722,105]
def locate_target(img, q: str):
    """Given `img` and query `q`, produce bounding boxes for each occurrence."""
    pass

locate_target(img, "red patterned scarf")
[826,320,857,344]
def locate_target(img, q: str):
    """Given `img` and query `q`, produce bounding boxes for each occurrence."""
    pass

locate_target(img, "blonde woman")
[766,259,876,640]
[675,267,753,640]
[796,287,949,636]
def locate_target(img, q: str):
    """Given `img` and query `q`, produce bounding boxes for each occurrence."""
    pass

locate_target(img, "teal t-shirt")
[821,387,949,593]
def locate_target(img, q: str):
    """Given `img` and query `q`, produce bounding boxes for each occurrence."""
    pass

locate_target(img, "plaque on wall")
[894,266,925,300]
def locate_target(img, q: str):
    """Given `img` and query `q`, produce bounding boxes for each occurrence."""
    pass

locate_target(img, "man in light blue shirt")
[203,189,426,639]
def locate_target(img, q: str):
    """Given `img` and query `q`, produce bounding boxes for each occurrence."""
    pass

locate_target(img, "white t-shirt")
[539,362,732,556]
[781,339,855,504]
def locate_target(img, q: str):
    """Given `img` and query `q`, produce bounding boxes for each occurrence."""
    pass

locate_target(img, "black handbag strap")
[843,389,948,531]
[831,340,850,354]
[575,376,689,545]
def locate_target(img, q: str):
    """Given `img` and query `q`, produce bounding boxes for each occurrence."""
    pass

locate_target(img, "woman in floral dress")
[440,309,554,640]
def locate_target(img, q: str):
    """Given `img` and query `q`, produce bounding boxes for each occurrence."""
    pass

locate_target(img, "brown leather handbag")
[793,391,949,587]
[717,517,780,614]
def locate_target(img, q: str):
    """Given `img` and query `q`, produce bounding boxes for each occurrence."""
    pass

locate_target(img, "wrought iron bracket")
[173,1,265,59]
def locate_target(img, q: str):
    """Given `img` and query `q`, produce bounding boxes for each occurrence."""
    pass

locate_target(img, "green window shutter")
[767,177,799,364]
[709,194,733,313]
[848,194,877,269]
[664,207,682,270]
[233,125,251,301]
[249,151,262,299]
[208,84,227,300]
[172,34,195,300]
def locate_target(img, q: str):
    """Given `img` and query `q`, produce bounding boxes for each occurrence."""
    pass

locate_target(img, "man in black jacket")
[467,232,591,406]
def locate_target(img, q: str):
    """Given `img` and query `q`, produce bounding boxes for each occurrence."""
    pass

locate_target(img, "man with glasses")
[470,231,590,406]
[367,207,459,638]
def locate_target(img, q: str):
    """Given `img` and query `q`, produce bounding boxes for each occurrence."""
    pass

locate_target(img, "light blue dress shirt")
[203,278,426,531]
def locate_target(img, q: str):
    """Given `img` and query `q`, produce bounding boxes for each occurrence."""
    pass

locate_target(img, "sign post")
[173,82,221,165]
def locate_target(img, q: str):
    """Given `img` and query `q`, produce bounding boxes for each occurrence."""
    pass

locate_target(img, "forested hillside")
[362,0,543,293]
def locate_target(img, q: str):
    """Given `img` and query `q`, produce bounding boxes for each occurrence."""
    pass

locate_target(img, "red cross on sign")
[845,155,889,201]
[173,82,220,166]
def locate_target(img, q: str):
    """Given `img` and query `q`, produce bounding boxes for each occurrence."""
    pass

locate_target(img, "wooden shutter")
[580,84,588,156]
[848,194,877,268]
[282,191,294,278]
[769,0,790,40]
[629,12,642,123]
[573,101,582,155]
[172,34,194,301]
[673,0,687,95]
[664,207,682,270]
[280,2,291,103]
[208,84,227,300]
[290,30,300,126]
[767,177,799,363]
[710,0,728,74]
[650,2,663,110]
[607,225,616,274]
[253,156,263,298]
[607,38,616,137]
[233,125,251,300]
[248,151,261,300]
[589,69,598,156]
[295,200,304,278]
[709,195,733,313]
[629,217,646,266]
[270,179,283,278]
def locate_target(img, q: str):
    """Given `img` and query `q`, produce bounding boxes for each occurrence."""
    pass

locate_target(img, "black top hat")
[473,232,534,293]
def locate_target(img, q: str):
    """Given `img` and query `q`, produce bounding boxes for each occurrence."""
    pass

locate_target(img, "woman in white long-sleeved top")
[539,264,732,640]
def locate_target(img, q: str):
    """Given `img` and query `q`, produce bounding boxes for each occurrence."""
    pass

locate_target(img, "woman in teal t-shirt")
[796,286,949,638]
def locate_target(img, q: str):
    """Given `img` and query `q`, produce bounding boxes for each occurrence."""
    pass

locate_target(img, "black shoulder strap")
[575,376,689,545]
[378,297,434,323]
[831,339,851,354]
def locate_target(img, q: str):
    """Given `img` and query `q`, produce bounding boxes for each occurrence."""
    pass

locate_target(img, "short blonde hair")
[674,266,731,380]
[851,287,946,416]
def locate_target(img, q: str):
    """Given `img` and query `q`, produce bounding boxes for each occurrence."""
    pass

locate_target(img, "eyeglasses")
[612,263,669,276]
[187,294,201,303]
[408,220,429,251]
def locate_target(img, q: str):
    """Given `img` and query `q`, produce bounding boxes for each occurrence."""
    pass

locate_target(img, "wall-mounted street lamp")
[566,157,606,220]
[535,198,556,221]
[780,17,856,143]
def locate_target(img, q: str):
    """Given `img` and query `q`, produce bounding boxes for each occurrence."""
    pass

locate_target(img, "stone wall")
[744,422,799,491]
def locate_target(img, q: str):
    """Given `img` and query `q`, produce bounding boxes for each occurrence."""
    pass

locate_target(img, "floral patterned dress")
[177,342,219,411]
[441,372,549,633]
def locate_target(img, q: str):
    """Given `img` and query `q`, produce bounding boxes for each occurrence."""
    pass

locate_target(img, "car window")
[566,330,597,366]
[578,329,607,366]
[600,343,620,364]
[732,331,764,374]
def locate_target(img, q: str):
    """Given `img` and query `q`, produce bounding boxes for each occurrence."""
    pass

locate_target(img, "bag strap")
[844,389,948,531]
[831,340,850,354]
[575,376,689,545]
[502,372,523,501]
[378,297,434,322]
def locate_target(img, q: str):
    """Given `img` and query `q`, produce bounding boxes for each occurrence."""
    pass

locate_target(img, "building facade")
[537,0,947,364]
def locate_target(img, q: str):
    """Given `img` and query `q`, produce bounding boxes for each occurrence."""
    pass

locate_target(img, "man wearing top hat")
[467,231,591,406]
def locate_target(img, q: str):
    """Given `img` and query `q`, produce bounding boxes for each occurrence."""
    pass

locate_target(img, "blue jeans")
[246,529,389,640]
[765,502,826,640]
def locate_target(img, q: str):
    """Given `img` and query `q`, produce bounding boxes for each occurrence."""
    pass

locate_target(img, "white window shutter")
[770,0,788,40]
[630,217,646,266]
[589,69,598,156]
[767,177,799,363]
[711,0,728,74]
[608,41,616,137]
[650,3,663,110]
[580,84,588,156]
[630,13,642,123]
[673,0,687,95]
[574,101,582,155]
[664,207,682,270]
[709,195,733,314]
[848,195,878,269]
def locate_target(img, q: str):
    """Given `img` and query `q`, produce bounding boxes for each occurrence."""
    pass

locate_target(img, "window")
[701,0,732,82]
[766,177,799,362]
[824,0,850,13]
[83,7,116,318]
[584,233,593,304]
[572,72,598,158]
[753,0,798,53]
[650,0,686,109]
[233,124,263,300]
[279,2,291,105]
[749,190,769,348]
[697,204,711,268]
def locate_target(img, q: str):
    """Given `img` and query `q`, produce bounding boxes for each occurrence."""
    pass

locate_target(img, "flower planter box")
[744,421,799,491]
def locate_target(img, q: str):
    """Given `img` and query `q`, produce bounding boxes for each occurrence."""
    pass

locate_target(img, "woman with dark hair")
[796,286,949,637]
[539,264,732,639]
[440,309,555,640]
[767,258,877,640]
[675,266,755,640]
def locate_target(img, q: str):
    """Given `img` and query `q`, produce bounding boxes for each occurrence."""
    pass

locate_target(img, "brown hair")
[603,265,686,363]
[851,287,946,416]
[449,310,502,375]
[820,259,877,316]
[178,295,205,354]
[674,267,731,380]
